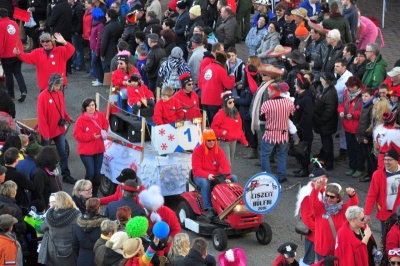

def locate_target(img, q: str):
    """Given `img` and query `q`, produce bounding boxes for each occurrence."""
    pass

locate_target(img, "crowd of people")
[1,0,400,264]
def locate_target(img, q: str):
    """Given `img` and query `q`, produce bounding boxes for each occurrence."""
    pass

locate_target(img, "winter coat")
[211,109,248,145]
[355,97,374,143]
[103,247,125,266]
[245,26,268,56]
[204,0,218,29]
[127,84,155,106]
[39,207,81,265]
[285,66,302,96]
[72,215,108,266]
[175,249,207,266]
[111,66,140,88]
[337,89,363,134]
[0,232,19,266]
[93,237,107,266]
[321,41,344,73]
[365,167,400,221]
[215,15,237,50]
[143,18,160,35]
[322,13,352,44]
[47,0,72,41]
[32,167,62,207]
[153,97,184,125]
[236,81,256,121]
[104,196,146,221]
[174,10,190,44]
[292,90,314,143]
[188,46,207,85]
[313,85,338,135]
[18,43,75,90]
[89,21,104,55]
[226,58,245,86]
[351,60,367,79]
[305,35,328,77]
[187,17,205,41]
[73,111,109,155]
[37,89,72,139]
[280,20,298,50]
[16,155,36,181]
[361,54,387,89]
[71,1,84,35]
[197,51,215,89]
[0,88,15,118]
[122,23,140,55]
[4,166,34,208]
[142,44,166,81]
[158,57,191,88]
[342,4,358,41]
[173,89,202,120]
[0,195,26,235]
[100,19,124,66]
[163,41,177,57]
[83,8,93,41]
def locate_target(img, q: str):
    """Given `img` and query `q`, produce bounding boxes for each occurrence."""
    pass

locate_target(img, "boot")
[295,167,310,178]
[243,148,259,159]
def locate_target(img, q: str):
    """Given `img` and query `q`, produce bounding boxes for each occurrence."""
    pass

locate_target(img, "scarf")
[322,196,343,219]
[83,111,99,121]
[246,65,259,94]
[348,88,361,101]
[46,207,80,227]
[250,80,273,134]
[362,96,375,108]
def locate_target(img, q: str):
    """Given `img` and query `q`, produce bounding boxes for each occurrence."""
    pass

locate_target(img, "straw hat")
[265,45,292,58]
[308,21,329,35]
[123,238,143,259]
[257,64,284,76]
[291,7,308,20]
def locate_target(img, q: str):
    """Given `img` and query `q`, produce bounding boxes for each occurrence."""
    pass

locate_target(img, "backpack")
[380,214,399,266]
[165,67,181,90]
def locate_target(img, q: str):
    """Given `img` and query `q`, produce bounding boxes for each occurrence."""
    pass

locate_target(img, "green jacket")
[361,54,387,89]
[322,14,353,44]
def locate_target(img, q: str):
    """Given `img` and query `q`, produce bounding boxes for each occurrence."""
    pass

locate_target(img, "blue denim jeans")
[72,34,85,70]
[91,50,103,82]
[260,140,288,181]
[303,238,316,265]
[147,80,157,95]
[42,134,70,178]
[194,175,238,210]
[102,59,110,73]
[80,153,104,195]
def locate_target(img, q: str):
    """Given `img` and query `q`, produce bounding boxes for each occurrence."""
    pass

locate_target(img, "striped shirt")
[260,97,295,144]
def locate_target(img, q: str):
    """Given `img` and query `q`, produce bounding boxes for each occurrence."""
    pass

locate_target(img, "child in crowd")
[127,73,155,115]
[111,50,139,90]
[32,20,50,49]
[272,242,299,266]
[153,86,184,125]
[136,46,148,86]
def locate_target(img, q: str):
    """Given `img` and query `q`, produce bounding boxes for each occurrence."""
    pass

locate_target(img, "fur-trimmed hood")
[77,215,108,232]
[294,182,323,217]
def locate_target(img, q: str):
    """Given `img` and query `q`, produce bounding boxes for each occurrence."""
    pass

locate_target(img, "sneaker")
[92,81,103,87]
[345,169,355,176]
[352,171,365,178]
[63,176,77,184]
[18,93,26,103]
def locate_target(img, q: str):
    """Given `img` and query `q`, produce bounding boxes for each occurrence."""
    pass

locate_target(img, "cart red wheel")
[212,228,228,251]
[177,201,196,229]
[256,222,272,245]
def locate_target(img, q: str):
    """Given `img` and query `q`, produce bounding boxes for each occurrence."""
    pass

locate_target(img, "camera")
[58,118,66,127]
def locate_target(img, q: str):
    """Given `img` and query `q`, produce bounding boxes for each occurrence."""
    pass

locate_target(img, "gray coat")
[255,31,280,64]
[215,15,237,50]
[39,207,81,265]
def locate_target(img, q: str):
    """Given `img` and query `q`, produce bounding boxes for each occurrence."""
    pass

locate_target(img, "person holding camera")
[37,73,76,185]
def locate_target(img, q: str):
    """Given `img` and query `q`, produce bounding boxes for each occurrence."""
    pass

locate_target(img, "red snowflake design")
[168,134,175,141]
[159,128,166,136]
[161,143,168,150]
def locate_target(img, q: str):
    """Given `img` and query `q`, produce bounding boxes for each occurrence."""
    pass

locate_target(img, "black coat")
[72,215,108,266]
[175,249,207,266]
[5,166,34,208]
[205,1,218,29]
[0,88,16,118]
[292,90,314,142]
[0,195,26,235]
[285,66,302,97]
[313,85,338,135]
[187,16,205,41]
[121,23,140,55]
[29,0,47,23]
[32,167,62,207]
[143,18,160,35]
[236,86,254,121]
[174,10,190,44]
[281,20,299,50]
[322,41,344,73]
[100,19,124,67]
[47,0,72,41]
[71,1,84,34]
[142,44,166,81]
[163,41,177,57]
[356,98,373,143]
[353,60,367,80]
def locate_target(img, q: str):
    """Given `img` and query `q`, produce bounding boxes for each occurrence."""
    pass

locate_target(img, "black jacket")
[144,18,160,35]
[163,41,177,57]
[285,66,302,97]
[352,60,367,80]
[100,19,124,66]
[322,41,344,73]
[5,166,34,208]
[356,98,374,143]
[47,0,72,41]
[142,44,166,81]
[71,1,84,34]
[292,90,314,142]
[281,20,298,50]
[187,16,205,41]
[313,85,338,135]
[176,249,207,266]
[205,0,218,29]
[32,167,62,207]
[174,10,190,44]
[0,88,16,118]
[0,195,26,235]
[29,0,47,23]
[122,23,140,55]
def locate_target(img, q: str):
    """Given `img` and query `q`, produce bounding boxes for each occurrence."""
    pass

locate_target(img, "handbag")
[24,11,37,28]
[91,118,108,140]
[295,219,311,235]
[288,140,308,157]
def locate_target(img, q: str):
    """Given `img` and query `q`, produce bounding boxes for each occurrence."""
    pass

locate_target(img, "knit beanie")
[221,91,235,106]
[179,73,193,88]
[295,23,308,37]
[385,148,399,161]
[202,128,218,154]
[189,5,201,17]
[383,111,396,126]
[105,231,129,250]
[117,50,130,64]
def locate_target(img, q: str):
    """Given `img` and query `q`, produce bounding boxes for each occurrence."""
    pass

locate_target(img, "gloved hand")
[150,237,168,251]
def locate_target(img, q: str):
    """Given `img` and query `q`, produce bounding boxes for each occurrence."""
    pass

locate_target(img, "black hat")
[309,167,327,179]
[116,168,137,183]
[204,26,213,36]
[176,1,186,9]
[320,72,337,86]
[179,73,193,88]
[135,5,145,12]
[122,180,139,192]
[0,166,6,175]
[130,73,141,82]
[287,49,305,64]
[285,7,294,15]
[221,91,235,106]
[385,148,399,161]
[190,33,203,44]
[277,242,298,258]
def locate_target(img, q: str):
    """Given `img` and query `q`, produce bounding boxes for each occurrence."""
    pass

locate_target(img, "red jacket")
[373,124,400,169]
[301,195,315,242]
[386,223,400,254]
[200,62,235,106]
[197,56,214,89]
[153,98,184,125]
[311,187,359,256]
[337,90,363,134]
[73,111,109,155]
[382,77,400,93]
[211,109,248,145]
[18,43,74,90]
[100,183,146,206]
[83,8,93,41]
[365,167,400,221]
[334,222,369,266]
[127,84,154,107]
[172,89,202,120]
[192,143,231,179]
[37,90,71,139]
[0,17,23,58]
[111,66,139,88]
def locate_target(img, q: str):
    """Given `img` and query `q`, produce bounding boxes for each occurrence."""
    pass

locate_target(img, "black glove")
[150,237,168,251]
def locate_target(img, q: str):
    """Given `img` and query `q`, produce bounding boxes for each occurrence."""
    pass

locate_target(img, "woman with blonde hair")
[72,179,93,215]
[0,180,26,235]
[167,232,190,265]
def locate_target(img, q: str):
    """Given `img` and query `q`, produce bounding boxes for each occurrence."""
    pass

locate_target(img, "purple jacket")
[90,21,104,54]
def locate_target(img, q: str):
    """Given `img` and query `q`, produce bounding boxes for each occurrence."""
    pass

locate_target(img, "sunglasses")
[206,139,216,142]
[389,250,400,256]
[391,262,400,265]
[186,83,194,86]
[41,40,51,43]
[325,194,337,199]
[227,100,235,104]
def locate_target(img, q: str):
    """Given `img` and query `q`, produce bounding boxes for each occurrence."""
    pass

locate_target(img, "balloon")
[153,221,170,239]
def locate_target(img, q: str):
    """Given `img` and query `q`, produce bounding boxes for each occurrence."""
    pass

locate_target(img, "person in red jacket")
[365,149,400,234]
[334,206,376,266]
[200,52,235,125]
[337,76,365,178]
[127,73,155,115]
[73,98,109,196]
[83,1,94,42]
[37,73,76,185]
[13,32,75,91]
[153,86,184,125]
[386,207,400,255]
[173,73,202,120]
[311,180,358,260]
[211,91,248,165]
[0,214,19,265]
[111,50,139,90]
[138,185,181,255]
[272,242,299,266]
[0,8,27,102]
[192,128,238,219]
